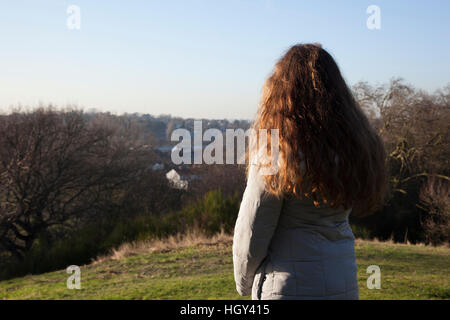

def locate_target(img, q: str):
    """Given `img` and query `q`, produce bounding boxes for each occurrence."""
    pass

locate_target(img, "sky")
[0,0,449,120]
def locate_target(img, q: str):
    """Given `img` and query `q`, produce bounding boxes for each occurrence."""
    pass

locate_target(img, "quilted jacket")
[232,163,359,300]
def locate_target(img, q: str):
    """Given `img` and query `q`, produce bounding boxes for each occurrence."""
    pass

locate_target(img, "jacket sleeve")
[232,164,283,296]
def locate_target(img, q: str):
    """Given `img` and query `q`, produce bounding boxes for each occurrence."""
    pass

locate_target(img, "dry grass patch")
[354,237,450,249]
[94,231,449,265]
[93,228,233,264]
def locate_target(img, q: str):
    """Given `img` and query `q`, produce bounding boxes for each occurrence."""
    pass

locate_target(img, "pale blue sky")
[0,0,449,119]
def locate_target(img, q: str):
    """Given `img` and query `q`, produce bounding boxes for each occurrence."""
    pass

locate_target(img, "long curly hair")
[249,43,388,216]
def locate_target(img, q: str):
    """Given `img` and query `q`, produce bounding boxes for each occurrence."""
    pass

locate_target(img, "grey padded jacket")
[232,164,359,300]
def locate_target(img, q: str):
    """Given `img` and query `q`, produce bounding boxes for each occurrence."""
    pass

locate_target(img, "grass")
[0,236,449,300]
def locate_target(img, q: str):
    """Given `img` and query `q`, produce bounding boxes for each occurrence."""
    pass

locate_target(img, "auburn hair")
[249,43,388,216]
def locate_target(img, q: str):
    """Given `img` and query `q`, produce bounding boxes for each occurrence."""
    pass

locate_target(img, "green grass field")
[0,239,449,300]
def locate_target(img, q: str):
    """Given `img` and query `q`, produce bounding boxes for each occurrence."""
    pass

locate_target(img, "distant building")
[152,163,164,171]
[166,169,188,190]
[155,145,173,152]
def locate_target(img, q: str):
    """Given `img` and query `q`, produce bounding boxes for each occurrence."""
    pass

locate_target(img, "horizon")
[1,1,449,120]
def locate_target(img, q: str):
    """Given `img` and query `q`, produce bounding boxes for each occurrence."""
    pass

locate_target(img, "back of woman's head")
[251,43,388,216]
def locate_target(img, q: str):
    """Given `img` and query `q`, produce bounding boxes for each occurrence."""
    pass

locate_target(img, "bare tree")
[418,177,450,245]
[0,108,154,259]
[351,79,450,243]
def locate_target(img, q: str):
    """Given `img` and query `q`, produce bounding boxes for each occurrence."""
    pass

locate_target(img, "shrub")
[0,189,241,280]
[419,177,450,245]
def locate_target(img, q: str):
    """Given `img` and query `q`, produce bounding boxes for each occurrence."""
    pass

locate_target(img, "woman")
[232,43,387,300]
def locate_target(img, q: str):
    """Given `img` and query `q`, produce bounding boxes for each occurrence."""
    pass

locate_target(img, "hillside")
[0,237,449,300]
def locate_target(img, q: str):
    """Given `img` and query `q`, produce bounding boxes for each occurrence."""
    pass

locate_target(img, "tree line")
[0,78,448,279]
